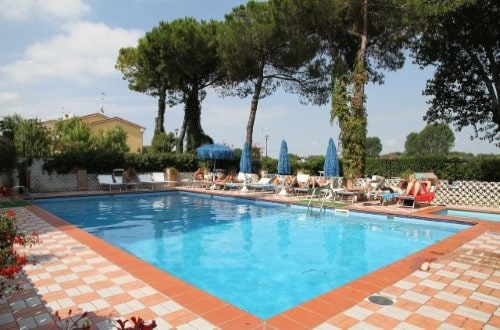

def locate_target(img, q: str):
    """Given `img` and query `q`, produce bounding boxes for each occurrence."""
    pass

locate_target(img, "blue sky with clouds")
[0,0,497,158]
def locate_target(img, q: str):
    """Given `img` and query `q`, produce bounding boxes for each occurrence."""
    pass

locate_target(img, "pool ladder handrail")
[11,185,34,204]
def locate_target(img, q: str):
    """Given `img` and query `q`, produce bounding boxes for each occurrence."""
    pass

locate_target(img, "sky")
[0,0,498,159]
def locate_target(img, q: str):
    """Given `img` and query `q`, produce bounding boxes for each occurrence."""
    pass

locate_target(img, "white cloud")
[1,21,142,84]
[0,0,90,21]
[0,91,19,102]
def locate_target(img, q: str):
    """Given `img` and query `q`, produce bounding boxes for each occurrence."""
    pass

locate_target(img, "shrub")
[0,210,39,298]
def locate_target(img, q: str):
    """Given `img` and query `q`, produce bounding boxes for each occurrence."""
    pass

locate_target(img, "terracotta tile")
[316,291,359,311]
[181,294,227,316]
[463,318,487,329]
[137,293,168,306]
[91,306,119,319]
[59,279,86,290]
[324,314,359,328]
[265,314,310,330]
[218,313,263,329]
[42,290,68,301]
[381,285,405,297]
[427,297,458,311]
[394,297,421,312]
[88,279,115,290]
[279,305,327,328]
[121,281,147,292]
[203,304,246,326]
[299,297,338,318]
[365,312,400,328]
[170,286,212,307]
[123,307,157,322]
[464,299,497,314]
[71,292,101,305]
[487,314,500,327]
[163,308,197,327]
[405,313,442,329]
[106,292,134,306]
[357,299,382,312]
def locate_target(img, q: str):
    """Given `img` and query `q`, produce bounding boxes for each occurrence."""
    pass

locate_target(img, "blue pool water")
[36,192,469,319]
[434,209,500,222]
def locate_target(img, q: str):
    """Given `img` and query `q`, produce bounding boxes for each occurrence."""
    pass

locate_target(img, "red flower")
[14,236,24,245]
[17,255,27,266]
[6,210,15,218]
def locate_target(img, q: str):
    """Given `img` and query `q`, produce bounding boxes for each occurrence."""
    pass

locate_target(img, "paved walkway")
[0,190,499,329]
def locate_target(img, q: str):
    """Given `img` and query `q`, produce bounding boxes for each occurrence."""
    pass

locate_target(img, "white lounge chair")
[247,176,278,193]
[97,175,124,191]
[138,173,164,190]
[152,172,176,187]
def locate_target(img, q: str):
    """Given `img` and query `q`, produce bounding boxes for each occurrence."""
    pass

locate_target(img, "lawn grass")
[0,199,31,208]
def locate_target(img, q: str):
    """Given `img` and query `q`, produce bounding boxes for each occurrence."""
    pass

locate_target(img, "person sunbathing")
[405,175,432,197]
[286,176,314,188]
[310,177,330,188]
[194,168,204,181]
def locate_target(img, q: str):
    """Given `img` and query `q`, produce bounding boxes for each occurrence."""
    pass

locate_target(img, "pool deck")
[1,187,499,329]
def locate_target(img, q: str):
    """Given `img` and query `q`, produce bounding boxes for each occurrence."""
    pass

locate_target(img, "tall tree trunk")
[155,86,167,134]
[176,117,187,153]
[185,84,208,152]
[246,73,264,150]
[350,0,368,178]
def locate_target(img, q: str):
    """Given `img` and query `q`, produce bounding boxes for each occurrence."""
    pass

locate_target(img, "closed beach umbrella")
[196,143,234,171]
[239,142,252,173]
[323,138,339,177]
[278,139,291,175]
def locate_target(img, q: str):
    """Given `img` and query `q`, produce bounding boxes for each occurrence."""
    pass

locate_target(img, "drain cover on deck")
[70,245,86,251]
[368,295,394,306]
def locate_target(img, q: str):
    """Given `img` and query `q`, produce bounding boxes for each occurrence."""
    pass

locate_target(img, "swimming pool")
[36,192,469,319]
[434,209,500,222]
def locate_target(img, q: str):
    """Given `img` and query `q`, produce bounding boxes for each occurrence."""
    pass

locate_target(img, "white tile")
[420,279,446,290]
[471,291,500,305]
[344,306,373,321]
[314,324,343,330]
[464,270,489,279]
[434,291,466,304]
[379,305,411,321]
[483,280,500,290]
[400,291,431,304]
[111,274,135,285]
[393,322,424,330]
[436,270,460,279]
[187,317,217,329]
[447,261,470,270]
[455,305,490,323]
[451,279,479,290]
[416,305,450,321]
[394,280,416,290]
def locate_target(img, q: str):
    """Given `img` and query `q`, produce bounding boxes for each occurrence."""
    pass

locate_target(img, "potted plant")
[166,167,178,185]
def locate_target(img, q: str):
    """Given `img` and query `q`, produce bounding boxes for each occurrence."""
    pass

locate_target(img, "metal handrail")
[11,186,34,204]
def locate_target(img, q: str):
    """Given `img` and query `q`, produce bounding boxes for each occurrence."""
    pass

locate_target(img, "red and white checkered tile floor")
[1,205,499,329]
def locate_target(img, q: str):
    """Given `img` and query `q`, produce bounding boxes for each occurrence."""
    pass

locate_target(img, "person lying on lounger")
[194,168,205,181]
[405,175,432,197]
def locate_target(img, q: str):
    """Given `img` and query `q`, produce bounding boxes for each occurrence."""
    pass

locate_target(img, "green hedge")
[41,150,499,182]
[365,156,500,181]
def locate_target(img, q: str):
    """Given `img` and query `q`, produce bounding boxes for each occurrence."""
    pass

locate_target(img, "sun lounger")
[139,174,164,190]
[97,175,124,191]
[247,176,277,193]
[396,186,436,208]
[152,172,176,187]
